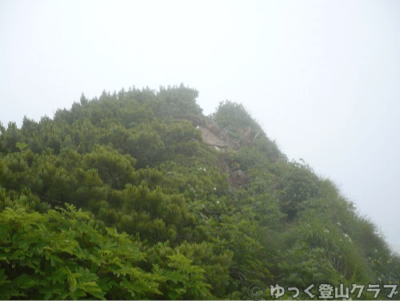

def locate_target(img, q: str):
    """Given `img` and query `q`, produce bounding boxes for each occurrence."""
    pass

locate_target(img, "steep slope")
[0,84,399,300]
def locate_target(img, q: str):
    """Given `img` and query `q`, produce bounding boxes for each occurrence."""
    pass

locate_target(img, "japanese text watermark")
[247,282,398,300]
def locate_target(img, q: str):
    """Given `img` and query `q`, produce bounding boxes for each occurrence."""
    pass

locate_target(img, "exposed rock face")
[230,169,248,187]
[202,122,241,150]
[177,114,256,189]
[199,127,229,149]
[175,114,256,151]
[197,123,250,189]
[237,127,254,145]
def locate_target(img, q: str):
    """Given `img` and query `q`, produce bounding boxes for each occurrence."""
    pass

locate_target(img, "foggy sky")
[1,0,399,253]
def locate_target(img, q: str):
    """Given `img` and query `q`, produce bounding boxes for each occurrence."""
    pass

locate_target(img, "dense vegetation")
[0,84,399,299]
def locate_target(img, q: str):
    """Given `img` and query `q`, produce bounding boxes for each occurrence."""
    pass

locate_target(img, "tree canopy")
[0,84,398,300]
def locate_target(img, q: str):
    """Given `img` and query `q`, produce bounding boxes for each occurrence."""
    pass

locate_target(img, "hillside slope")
[0,84,399,300]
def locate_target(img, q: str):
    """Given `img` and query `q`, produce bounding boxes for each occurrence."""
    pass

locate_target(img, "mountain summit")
[0,85,398,300]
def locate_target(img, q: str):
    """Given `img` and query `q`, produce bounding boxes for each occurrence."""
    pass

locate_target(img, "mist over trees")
[0,84,398,299]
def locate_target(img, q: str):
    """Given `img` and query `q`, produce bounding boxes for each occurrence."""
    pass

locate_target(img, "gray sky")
[1,0,399,253]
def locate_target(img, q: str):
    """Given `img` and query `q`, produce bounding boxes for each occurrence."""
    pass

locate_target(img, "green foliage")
[211,100,262,134]
[0,198,217,300]
[279,159,321,219]
[0,84,397,300]
[0,201,157,299]
[0,122,23,153]
[81,145,137,189]
[156,84,202,117]
[211,100,286,161]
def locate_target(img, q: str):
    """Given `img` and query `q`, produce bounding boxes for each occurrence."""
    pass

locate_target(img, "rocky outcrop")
[236,127,254,146]
[229,169,248,187]
[199,127,229,149]
[202,122,241,150]
[177,115,255,189]
[175,114,257,151]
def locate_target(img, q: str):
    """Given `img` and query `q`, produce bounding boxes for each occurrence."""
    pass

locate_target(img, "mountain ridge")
[0,84,398,300]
